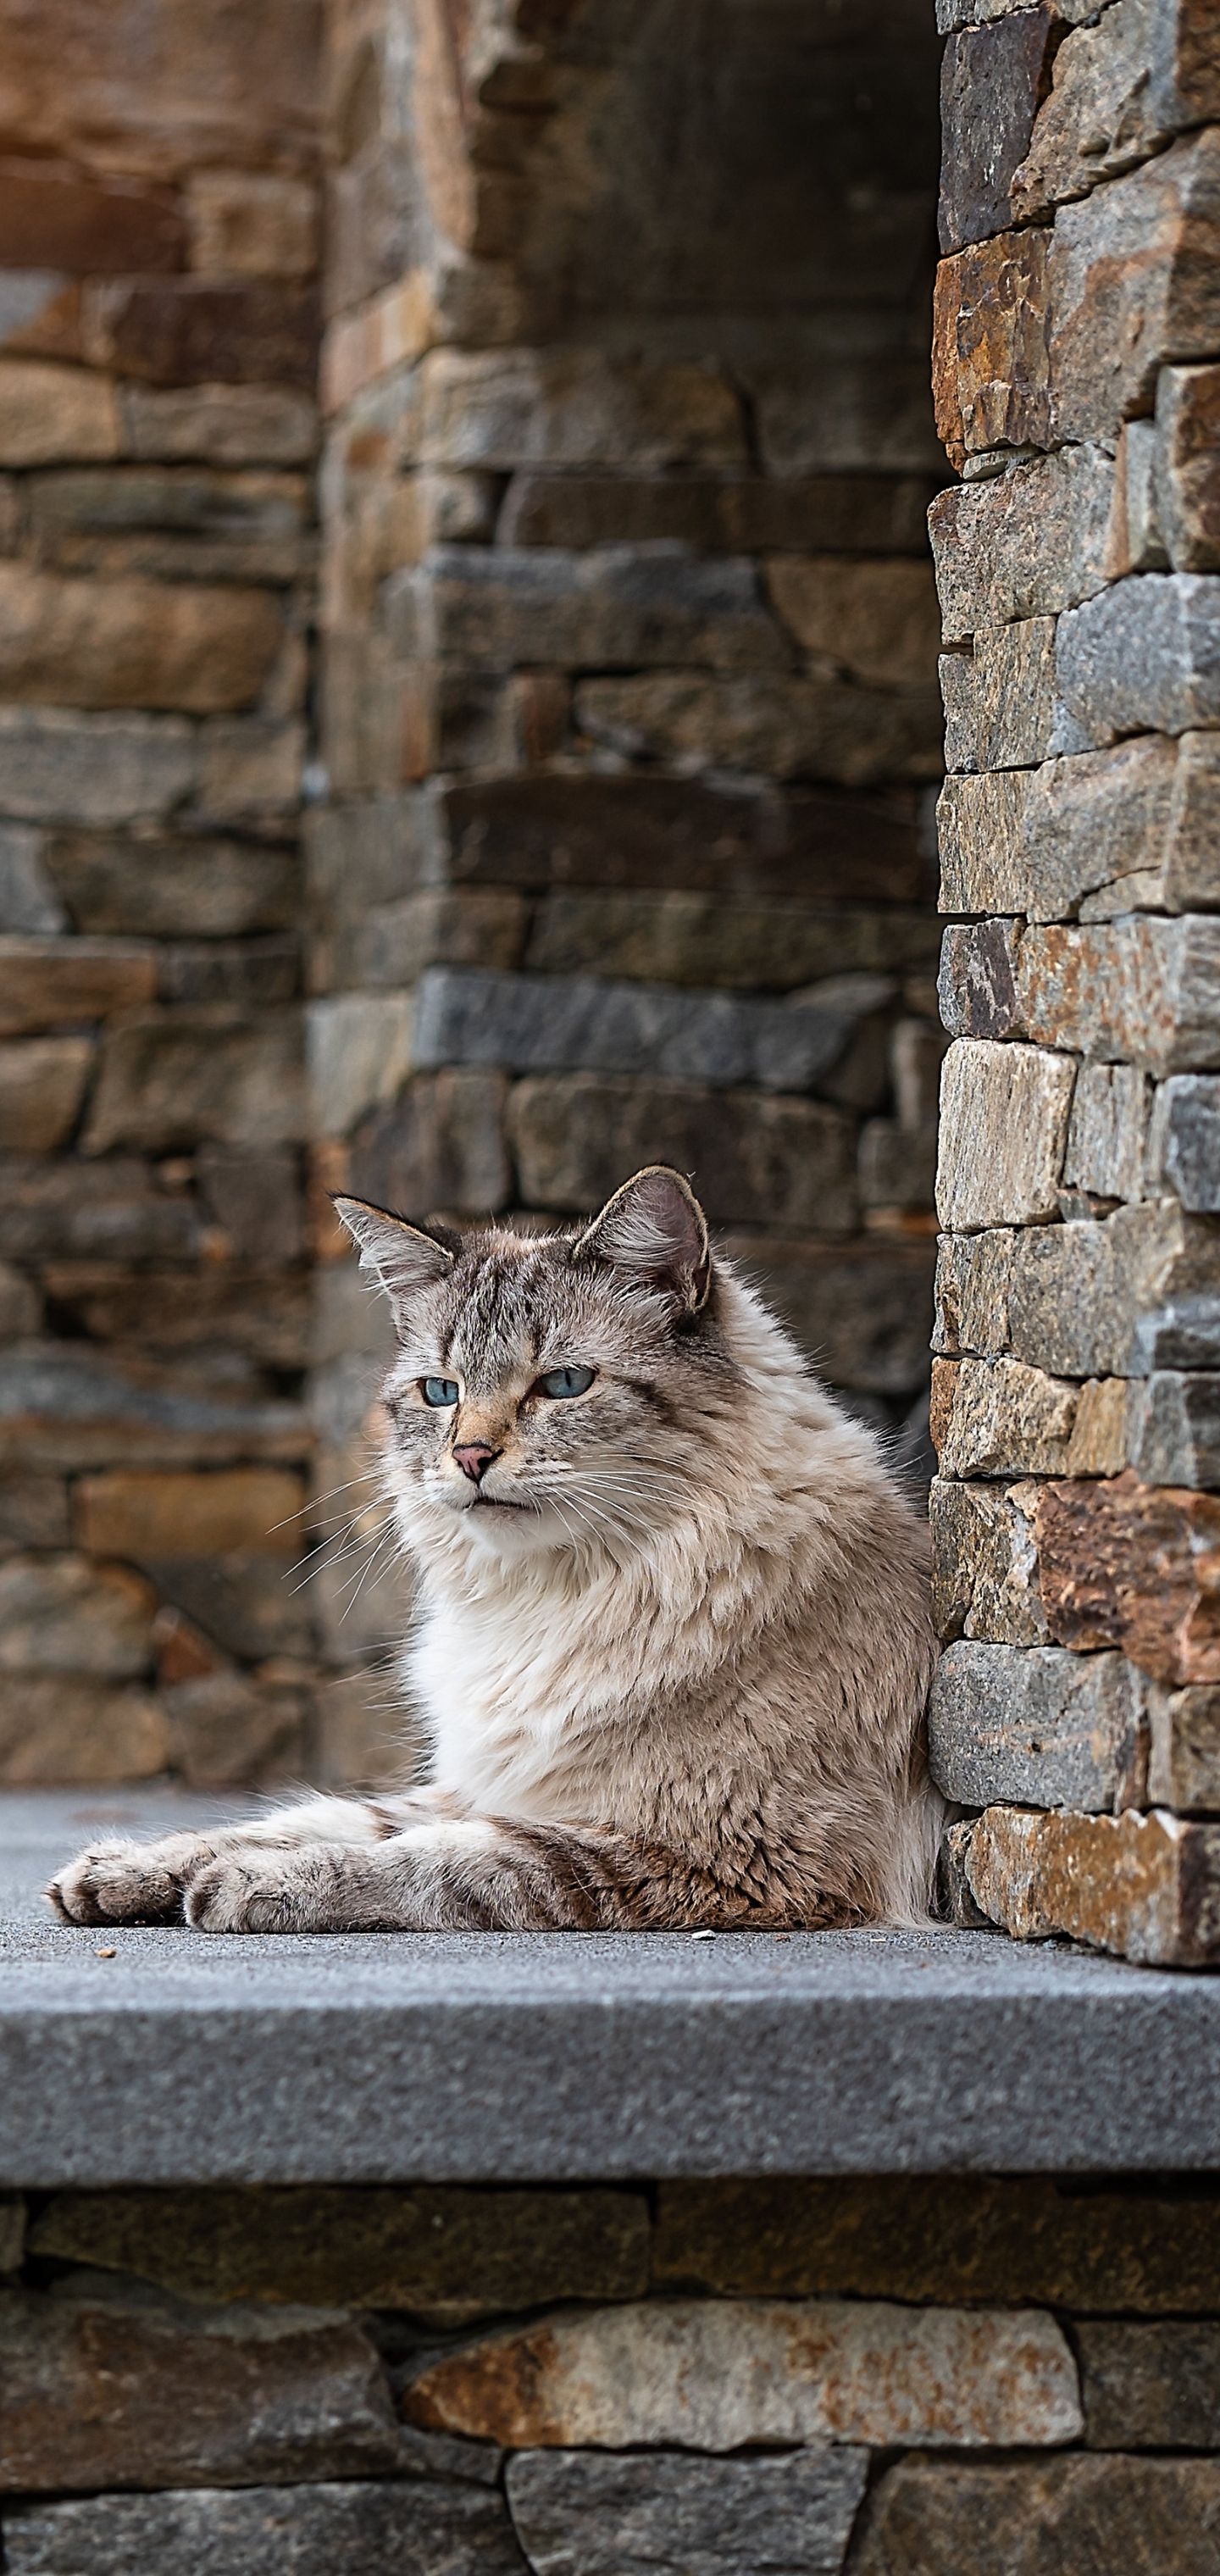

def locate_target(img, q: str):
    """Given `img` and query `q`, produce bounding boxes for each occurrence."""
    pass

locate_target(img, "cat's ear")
[572,1166,711,1313]
[331,1197,456,1326]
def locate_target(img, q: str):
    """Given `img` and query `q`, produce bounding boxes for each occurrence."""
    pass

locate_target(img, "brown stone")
[1036,1471,1220,1685]
[123,383,318,468]
[525,892,939,992]
[0,1156,202,1267]
[82,1008,307,1154]
[0,2282,408,2493]
[1079,2318,1220,2449]
[46,835,297,941]
[1062,1062,1150,1202]
[163,1670,308,1787]
[937,920,1023,1041]
[944,620,1061,774]
[766,557,941,686]
[1155,362,1220,572]
[84,280,319,391]
[931,1356,1080,1480]
[722,1237,938,1397]
[0,938,154,1036]
[855,2455,1220,2576]
[0,0,320,186]
[507,1075,859,1233]
[335,891,527,991]
[74,1468,305,1560]
[1017,917,1220,1074]
[1048,129,1220,443]
[0,1676,170,1785]
[0,1037,93,1152]
[41,1270,309,1373]
[350,1072,511,1221]
[186,172,318,280]
[498,474,939,556]
[1148,1680,1220,1808]
[935,1041,1075,1230]
[405,2298,1081,2451]
[30,2188,650,2323]
[0,566,284,714]
[0,360,122,468]
[952,1802,1220,1963]
[0,1552,155,1678]
[932,228,1051,464]
[0,1268,40,1341]
[929,1476,1046,1645]
[0,158,186,272]
[29,463,315,590]
[652,2174,1220,2310]
[1013,0,1220,224]
[416,347,747,474]
[929,445,1113,643]
[574,671,944,789]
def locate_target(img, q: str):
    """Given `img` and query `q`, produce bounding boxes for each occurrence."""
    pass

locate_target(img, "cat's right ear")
[331,1197,455,1327]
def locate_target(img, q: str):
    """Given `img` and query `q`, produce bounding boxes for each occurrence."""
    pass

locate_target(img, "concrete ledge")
[3,1791,1219,2183]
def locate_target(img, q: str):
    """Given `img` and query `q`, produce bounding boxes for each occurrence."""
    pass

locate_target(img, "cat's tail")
[881,1769,946,1929]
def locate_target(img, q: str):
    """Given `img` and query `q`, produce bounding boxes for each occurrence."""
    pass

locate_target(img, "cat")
[49,1164,940,1935]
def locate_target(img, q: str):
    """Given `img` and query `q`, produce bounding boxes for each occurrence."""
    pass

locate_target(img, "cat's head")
[334,1167,743,1563]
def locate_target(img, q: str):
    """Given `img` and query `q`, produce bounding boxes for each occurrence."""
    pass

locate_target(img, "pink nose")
[452,1443,499,1484]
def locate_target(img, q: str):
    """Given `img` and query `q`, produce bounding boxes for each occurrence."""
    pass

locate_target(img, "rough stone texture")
[929,1641,1149,1811]
[1155,362,1220,571]
[1,2481,523,2576]
[1005,1202,1220,1378]
[1047,130,1220,444]
[1147,1073,1220,1208]
[1017,917,1220,1074]
[1127,1368,1220,1487]
[1148,1679,1220,1807]
[1062,1063,1151,1202]
[1079,2318,1220,2449]
[930,446,1113,641]
[505,2447,869,2576]
[405,2299,1082,2451]
[0,566,283,713]
[29,2189,649,2323]
[929,1355,1131,1480]
[524,894,940,994]
[507,1076,859,1234]
[1012,0,1220,223]
[933,228,1051,464]
[942,619,1060,772]
[940,734,1220,924]
[854,2454,1220,2576]
[929,1476,1046,1645]
[1036,1471,1220,1681]
[83,1008,306,1153]
[765,556,940,686]
[937,921,1024,1041]
[951,1804,1220,1965]
[573,669,944,791]
[0,1038,93,1152]
[1056,574,1220,744]
[938,8,1059,253]
[413,967,880,1096]
[936,1041,1074,1229]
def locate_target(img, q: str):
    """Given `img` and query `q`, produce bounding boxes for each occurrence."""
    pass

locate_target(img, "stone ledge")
[3,1791,1220,2183]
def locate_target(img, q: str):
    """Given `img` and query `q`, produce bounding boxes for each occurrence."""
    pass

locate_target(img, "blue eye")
[422,1377,459,1407]
[537,1366,596,1400]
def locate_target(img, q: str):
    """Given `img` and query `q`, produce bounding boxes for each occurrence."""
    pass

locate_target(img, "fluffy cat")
[50,1165,939,1935]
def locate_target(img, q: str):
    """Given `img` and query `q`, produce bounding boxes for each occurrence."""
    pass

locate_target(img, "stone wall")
[0,3,332,1790]
[929,0,1220,1959]
[308,0,951,1734]
[5,2174,1220,2572]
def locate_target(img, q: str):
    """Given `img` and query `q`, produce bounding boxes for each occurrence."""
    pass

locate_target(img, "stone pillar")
[929,0,1220,1961]
[0,3,324,1788]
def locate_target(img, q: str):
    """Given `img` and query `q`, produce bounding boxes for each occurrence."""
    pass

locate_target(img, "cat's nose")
[452,1443,500,1484]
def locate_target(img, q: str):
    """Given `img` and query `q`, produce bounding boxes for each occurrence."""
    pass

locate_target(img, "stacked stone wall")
[929,0,1220,1958]
[4,2175,1220,2572]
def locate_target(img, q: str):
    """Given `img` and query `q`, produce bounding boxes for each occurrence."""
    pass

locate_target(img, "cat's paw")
[47,1831,218,1926]
[184,1851,336,1934]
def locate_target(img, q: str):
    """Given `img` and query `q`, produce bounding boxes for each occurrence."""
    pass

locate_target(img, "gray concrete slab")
[2,1790,1218,2184]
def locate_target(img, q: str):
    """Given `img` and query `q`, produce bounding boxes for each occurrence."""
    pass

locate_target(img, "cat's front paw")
[184,1851,338,1934]
[47,1832,218,1926]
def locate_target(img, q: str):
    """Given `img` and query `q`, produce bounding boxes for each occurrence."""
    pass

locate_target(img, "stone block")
[0,938,155,1036]
[1012,0,1220,224]
[0,1158,202,1266]
[930,446,1113,643]
[42,1270,309,1374]
[417,348,747,473]
[74,1469,306,1560]
[1079,2318,1220,2449]
[576,669,944,788]
[931,1355,1080,1478]
[1148,1680,1220,1807]
[0,1677,170,1785]
[933,1228,1016,1358]
[0,826,65,937]
[164,1670,308,1789]
[1037,1470,1220,1680]
[1,2482,521,2576]
[308,996,417,1139]
[939,730,1220,922]
[1048,129,1220,443]
[743,351,942,478]
[1128,1369,1220,1487]
[0,360,120,467]
[192,718,303,826]
[506,2448,868,2576]
[929,1476,1046,1644]
[929,1639,1149,1810]
[507,1076,859,1233]
[0,712,196,828]
[937,922,1023,1041]
[84,280,319,392]
[413,966,881,1096]
[1155,363,1220,571]
[765,557,940,686]
[1147,1073,1220,1209]
[28,465,314,590]
[157,938,298,1009]
[1017,916,1220,1074]
[936,1041,1074,1230]
[0,2281,409,2492]
[0,1269,40,1341]
[525,892,940,993]
[0,1552,155,1679]
[123,384,318,468]
[392,546,785,675]
[186,172,318,280]
[195,1147,304,1265]
[84,1008,306,1154]
[854,2456,1220,2576]
[937,769,1029,912]
[950,1802,1220,1963]
[857,1117,940,1212]
[1000,1200,1218,1377]
[1062,1063,1151,1202]
[406,2297,1081,2451]
[47,835,297,939]
[0,1345,307,1473]
[498,473,939,557]
[942,619,1060,774]
[0,1038,92,1152]
[1056,573,1220,742]
[938,8,1058,253]
[719,1239,938,1396]
[932,229,1051,464]
[336,891,526,992]
[350,1072,511,1220]
[141,1555,313,1664]
[30,2187,649,2321]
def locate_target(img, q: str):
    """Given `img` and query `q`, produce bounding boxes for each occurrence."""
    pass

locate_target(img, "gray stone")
[1146,1073,1220,1209]
[524,893,940,993]
[1047,130,1220,447]
[308,997,416,1138]
[938,8,1059,253]
[938,733,1220,924]
[0,1158,202,1265]
[1133,1292,1220,1370]
[933,1227,1016,1359]
[1149,1681,1220,1808]
[498,473,939,558]
[507,1076,859,1233]
[506,2448,868,2576]
[930,446,1113,642]
[0,1346,305,1472]
[0,1553,154,1679]
[1017,915,1220,1075]
[938,921,1023,1040]
[339,892,526,992]
[1154,362,1220,574]
[416,348,747,475]
[351,1072,511,1223]
[854,2455,1220,2576]
[943,619,1060,774]
[0,711,196,826]
[0,826,65,935]
[720,1239,937,1397]
[929,1641,1148,1813]
[83,1009,307,1155]
[936,1041,1075,1230]
[743,349,943,477]
[1,2481,523,2576]
[857,1118,940,1212]
[390,546,785,675]
[412,967,871,1095]
[929,1477,1046,1646]
[158,940,298,1008]
[1127,1371,1220,1487]
[937,768,1029,912]
[1007,1202,1220,1377]
[195,1148,304,1265]
[1079,2319,1220,2449]
[1063,1063,1151,1202]
[573,669,944,791]
[46,835,298,938]
[138,1557,314,1664]
[123,385,318,467]
[1056,574,1220,744]
[1012,0,1220,223]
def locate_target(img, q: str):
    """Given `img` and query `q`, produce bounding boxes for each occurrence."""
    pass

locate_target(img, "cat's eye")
[421,1377,459,1407]
[536,1365,596,1400]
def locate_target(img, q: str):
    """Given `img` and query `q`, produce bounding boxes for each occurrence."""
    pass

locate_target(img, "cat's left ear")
[572,1165,711,1313]
[332,1196,457,1330]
